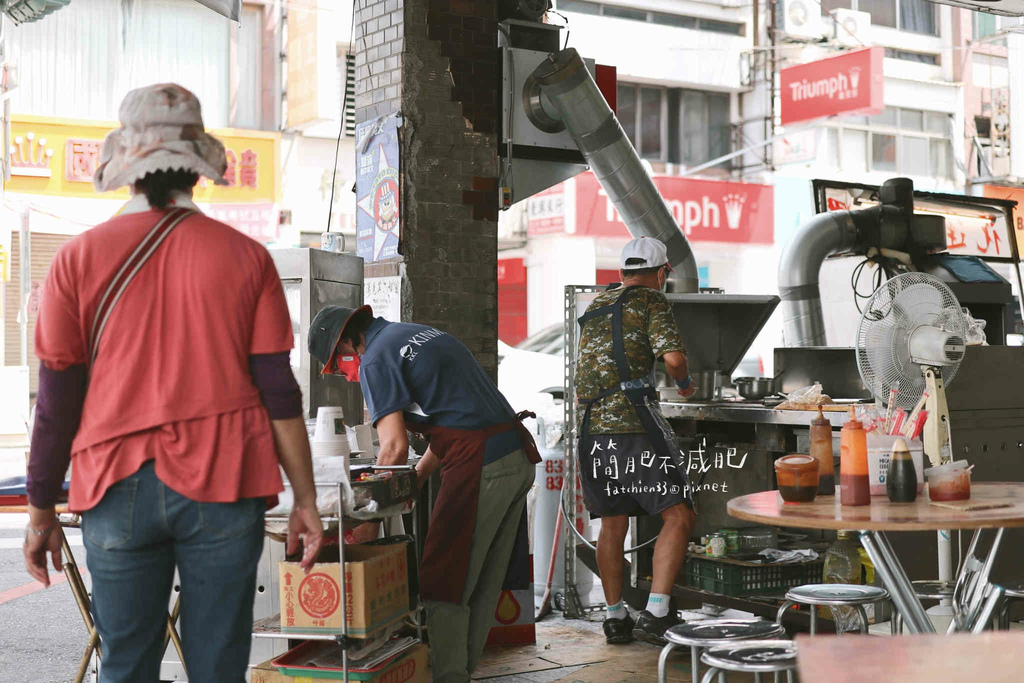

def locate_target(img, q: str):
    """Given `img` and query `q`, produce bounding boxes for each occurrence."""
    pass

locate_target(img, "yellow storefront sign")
[5,115,280,203]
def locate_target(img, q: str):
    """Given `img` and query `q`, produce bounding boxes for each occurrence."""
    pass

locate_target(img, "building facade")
[0,0,358,397]
[500,0,1022,364]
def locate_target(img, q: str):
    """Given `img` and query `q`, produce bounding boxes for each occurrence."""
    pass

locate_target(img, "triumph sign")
[780,46,884,126]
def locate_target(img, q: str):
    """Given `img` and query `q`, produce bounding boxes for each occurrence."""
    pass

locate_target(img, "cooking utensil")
[734,376,775,401]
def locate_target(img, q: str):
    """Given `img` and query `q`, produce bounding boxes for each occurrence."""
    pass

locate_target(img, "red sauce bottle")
[840,407,870,506]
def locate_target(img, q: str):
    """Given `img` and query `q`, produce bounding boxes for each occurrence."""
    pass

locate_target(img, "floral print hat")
[94,83,229,192]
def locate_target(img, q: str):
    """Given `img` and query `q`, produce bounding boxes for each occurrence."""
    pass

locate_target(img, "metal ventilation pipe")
[777,211,859,347]
[527,48,699,292]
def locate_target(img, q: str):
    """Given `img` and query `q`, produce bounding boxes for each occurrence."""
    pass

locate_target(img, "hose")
[558,477,659,555]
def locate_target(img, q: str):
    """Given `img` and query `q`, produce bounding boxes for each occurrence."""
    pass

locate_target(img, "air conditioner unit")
[832,9,872,47]
[781,0,827,41]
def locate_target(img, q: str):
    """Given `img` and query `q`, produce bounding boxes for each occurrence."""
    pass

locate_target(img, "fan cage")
[855,272,967,411]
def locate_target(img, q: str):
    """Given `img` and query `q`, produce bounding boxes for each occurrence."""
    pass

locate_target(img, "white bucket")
[866,434,925,496]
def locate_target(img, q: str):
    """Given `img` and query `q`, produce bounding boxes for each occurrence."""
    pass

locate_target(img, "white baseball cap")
[621,237,670,271]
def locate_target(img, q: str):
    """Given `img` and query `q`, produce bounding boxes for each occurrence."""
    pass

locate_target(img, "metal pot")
[687,370,719,402]
[734,376,775,401]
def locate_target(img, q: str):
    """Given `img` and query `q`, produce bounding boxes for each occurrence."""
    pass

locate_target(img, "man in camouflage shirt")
[576,237,696,646]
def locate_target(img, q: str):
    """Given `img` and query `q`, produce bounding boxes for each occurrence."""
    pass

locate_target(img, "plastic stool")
[699,639,798,683]
[657,618,785,683]
[775,584,889,635]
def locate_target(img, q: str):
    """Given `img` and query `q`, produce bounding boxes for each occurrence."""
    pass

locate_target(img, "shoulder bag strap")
[88,207,196,368]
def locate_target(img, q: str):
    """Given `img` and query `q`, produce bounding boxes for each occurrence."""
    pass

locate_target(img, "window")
[974,14,1023,41]
[341,53,356,137]
[236,6,264,129]
[555,1,745,36]
[885,48,940,65]
[831,107,953,179]
[619,84,731,167]
[820,0,937,36]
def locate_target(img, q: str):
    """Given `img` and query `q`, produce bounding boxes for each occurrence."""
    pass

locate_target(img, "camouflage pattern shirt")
[576,286,686,434]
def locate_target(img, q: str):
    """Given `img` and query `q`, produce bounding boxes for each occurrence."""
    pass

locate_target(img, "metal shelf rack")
[254,467,423,683]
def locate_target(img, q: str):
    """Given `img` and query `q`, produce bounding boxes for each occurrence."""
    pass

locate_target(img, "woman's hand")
[23,506,63,587]
[287,502,324,574]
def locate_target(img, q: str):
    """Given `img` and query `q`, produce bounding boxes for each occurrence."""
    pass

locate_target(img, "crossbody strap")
[88,207,196,368]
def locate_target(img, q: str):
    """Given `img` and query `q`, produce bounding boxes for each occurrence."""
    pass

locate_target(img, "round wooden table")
[727,484,1024,634]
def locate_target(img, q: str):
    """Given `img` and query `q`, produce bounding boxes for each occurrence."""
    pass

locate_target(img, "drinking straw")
[890,408,907,437]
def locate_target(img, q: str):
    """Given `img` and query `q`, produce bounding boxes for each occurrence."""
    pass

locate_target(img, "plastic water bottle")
[821,531,862,633]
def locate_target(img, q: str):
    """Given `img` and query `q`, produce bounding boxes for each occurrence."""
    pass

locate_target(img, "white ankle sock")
[646,592,670,618]
[606,600,626,620]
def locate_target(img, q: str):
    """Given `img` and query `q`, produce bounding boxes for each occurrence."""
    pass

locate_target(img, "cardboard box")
[251,644,428,683]
[279,542,409,638]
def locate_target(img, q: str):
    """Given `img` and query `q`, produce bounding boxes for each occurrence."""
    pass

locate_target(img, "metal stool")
[998,582,1024,630]
[657,618,786,683]
[699,639,798,683]
[775,584,889,635]
[893,580,955,634]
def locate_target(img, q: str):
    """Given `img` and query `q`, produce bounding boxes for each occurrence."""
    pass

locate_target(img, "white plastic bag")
[963,307,988,346]
[775,382,832,410]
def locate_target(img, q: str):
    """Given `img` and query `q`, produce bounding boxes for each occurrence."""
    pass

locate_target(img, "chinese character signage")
[780,46,885,126]
[983,185,1024,259]
[5,115,281,243]
[356,115,401,263]
[526,185,566,236]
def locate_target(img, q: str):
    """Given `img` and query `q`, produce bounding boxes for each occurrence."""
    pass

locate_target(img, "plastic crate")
[684,555,824,597]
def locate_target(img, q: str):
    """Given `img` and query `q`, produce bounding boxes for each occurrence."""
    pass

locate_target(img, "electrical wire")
[326,0,361,236]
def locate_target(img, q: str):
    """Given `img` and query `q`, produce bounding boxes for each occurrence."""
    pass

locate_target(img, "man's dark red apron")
[411,411,540,604]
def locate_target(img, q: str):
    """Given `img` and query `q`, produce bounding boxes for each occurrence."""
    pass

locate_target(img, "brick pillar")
[354,0,501,378]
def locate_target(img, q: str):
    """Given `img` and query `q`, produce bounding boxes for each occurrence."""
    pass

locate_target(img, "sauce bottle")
[886,438,918,503]
[810,407,836,496]
[840,407,870,506]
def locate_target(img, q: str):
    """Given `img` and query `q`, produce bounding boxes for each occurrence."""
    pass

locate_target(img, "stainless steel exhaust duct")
[777,211,859,347]
[527,48,699,293]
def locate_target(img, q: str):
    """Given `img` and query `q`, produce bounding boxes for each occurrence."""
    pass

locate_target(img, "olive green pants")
[424,449,535,683]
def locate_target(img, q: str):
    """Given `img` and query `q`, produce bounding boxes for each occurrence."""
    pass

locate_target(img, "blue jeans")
[82,462,265,683]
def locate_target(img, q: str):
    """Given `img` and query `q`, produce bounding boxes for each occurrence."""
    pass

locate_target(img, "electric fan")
[855,272,968,610]
[856,272,967,467]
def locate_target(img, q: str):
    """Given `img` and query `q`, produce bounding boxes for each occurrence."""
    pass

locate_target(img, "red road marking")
[0,572,73,606]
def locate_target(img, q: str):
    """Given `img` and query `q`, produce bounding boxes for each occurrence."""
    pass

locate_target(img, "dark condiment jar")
[886,438,918,503]
[775,454,820,503]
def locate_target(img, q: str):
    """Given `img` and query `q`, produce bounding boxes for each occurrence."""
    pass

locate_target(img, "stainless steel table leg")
[691,645,700,683]
[809,605,817,635]
[755,674,762,683]
[657,643,677,683]
[859,531,935,634]
[971,585,1005,635]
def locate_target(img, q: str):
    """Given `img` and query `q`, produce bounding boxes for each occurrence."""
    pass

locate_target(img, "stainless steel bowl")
[734,376,775,401]
[688,370,719,401]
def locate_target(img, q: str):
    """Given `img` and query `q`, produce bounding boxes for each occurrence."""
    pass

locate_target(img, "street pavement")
[0,448,91,682]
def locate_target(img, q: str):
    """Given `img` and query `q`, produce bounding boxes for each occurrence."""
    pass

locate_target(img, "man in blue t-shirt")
[309,304,538,683]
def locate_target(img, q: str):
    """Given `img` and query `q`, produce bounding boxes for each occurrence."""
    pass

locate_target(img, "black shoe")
[603,614,635,644]
[632,609,680,646]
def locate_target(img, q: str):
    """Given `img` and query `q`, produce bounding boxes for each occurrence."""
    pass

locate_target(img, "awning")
[2,0,241,25]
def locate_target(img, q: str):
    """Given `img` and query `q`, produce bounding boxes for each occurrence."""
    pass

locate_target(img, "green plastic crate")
[684,555,824,597]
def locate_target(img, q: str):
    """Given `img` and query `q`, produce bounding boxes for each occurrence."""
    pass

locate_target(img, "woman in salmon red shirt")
[22,84,324,683]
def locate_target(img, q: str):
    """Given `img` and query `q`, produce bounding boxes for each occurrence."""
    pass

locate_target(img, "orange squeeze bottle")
[840,407,870,506]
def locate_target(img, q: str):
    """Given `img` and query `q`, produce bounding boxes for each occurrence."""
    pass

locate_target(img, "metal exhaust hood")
[666,293,781,376]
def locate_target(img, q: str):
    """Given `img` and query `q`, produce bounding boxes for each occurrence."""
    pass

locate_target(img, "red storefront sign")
[780,46,884,126]
[497,257,528,345]
[575,173,774,244]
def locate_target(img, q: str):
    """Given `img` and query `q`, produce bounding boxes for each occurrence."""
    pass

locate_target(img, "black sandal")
[603,614,636,644]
